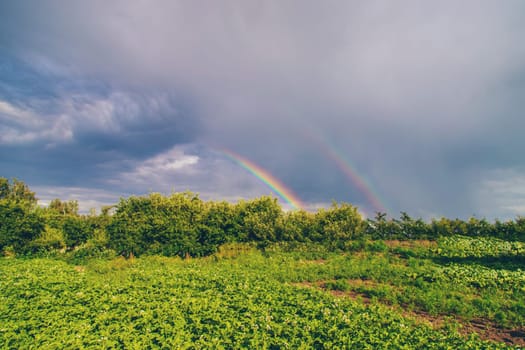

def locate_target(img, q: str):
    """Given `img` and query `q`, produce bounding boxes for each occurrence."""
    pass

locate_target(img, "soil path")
[294,280,525,347]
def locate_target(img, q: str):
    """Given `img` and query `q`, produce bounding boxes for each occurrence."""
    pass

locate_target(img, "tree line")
[1,177,524,258]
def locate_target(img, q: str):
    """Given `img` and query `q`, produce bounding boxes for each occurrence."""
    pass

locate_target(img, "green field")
[1,236,524,349]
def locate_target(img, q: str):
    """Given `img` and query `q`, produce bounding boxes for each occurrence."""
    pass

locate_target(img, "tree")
[200,201,238,251]
[63,216,92,248]
[0,177,37,208]
[0,178,43,253]
[107,192,209,257]
[0,202,44,252]
[48,199,79,215]
[237,196,282,244]
[398,212,430,239]
[366,212,390,239]
[315,202,364,248]
[276,210,317,242]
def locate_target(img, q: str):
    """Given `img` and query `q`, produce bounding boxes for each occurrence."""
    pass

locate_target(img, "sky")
[1,1,525,219]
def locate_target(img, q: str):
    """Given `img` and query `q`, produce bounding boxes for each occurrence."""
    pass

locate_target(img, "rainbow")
[221,149,304,210]
[307,132,388,214]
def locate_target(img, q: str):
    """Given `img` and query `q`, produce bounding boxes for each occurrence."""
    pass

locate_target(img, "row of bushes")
[1,178,525,258]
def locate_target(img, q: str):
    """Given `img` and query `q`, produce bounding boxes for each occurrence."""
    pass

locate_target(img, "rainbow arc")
[221,149,304,210]
[306,132,389,214]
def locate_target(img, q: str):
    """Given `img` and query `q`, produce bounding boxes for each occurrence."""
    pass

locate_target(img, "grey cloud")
[107,144,300,209]
[473,169,525,220]
[1,1,525,218]
[0,99,73,145]
[34,185,123,213]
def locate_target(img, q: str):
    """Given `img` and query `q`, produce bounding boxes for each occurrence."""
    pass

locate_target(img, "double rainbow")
[221,149,304,210]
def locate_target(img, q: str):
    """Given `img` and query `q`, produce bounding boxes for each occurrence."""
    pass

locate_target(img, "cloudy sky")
[1,1,524,219]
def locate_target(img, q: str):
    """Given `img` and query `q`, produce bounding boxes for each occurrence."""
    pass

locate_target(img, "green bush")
[25,225,65,254]
[0,201,44,253]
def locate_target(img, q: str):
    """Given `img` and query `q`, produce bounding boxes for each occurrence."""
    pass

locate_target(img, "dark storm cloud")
[1,1,525,218]
[0,58,201,187]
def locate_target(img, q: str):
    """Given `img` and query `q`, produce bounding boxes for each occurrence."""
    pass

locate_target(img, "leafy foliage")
[2,177,524,347]
[107,193,211,257]
[0,177,37,207]
[0,178,44,254]
[2,177,525,258]
[0,253,517,349]
[0,201,44,253]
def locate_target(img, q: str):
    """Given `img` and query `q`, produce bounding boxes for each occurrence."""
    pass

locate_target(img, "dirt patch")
[345,278,381,288]
[461,320,525,347]
[74,265,86,273]
[297,259,326,265]
[384,240,437,249]
[312,259,326,264]
[405,311,525,347]
[293,279,525,347]
[331,289,373,304]
[293,280,377,304]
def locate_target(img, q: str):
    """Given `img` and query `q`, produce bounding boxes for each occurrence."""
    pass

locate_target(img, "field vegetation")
[1,177,524,348]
